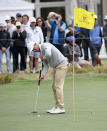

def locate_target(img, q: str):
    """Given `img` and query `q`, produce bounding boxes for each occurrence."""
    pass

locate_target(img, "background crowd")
[0,12,107,74]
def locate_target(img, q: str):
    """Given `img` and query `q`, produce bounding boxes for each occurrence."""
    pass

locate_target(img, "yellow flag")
[73,7,95,29]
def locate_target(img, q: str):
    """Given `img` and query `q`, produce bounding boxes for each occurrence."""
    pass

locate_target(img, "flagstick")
[73,26,76,121]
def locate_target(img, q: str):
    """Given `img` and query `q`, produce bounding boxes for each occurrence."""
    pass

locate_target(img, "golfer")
[32,42,68,114]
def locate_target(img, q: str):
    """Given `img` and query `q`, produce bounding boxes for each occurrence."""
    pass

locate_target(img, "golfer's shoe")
[46,107,56,113]
[48,107,65,114]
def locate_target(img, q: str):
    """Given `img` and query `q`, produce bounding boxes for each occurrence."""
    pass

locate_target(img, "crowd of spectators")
[0,12,107,74]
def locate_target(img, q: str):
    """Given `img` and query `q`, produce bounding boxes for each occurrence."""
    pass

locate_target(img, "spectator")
[22,14,30,69]
[5,16,16,72]
[71,18,80,33]
[66,24,82,57]
[16,13,22,23]
[22,14,29,29]
[11,16,16,25]
[79,28,89,61]
[89,15,103,66]
[36,17,47,42]
[103,15,107,53]
[0,22,11,74]
[5,16,16,36]
[45,12,56,42]
[12,21,27,73]
[26,17,44,73]
[64,36,89,68]
[49,13,66,54]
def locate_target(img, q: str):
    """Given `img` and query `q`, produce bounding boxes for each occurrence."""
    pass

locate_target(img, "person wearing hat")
[26,17,44,73]
[11,16,16,25]
[66,24,82,57]
[32,42,68,114]
[5,16,11,24]
[12,21,27,73]
[64,36,89,68]
[5,16,16,37]
[16,13,22,23]
[0,22,11,74]
[103,15,107,53]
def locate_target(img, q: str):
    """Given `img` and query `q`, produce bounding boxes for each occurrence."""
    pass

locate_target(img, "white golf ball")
[37,114,40,117]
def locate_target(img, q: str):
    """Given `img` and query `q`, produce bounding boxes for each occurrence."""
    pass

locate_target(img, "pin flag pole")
[72,25,76,121]
[72,3,76,121]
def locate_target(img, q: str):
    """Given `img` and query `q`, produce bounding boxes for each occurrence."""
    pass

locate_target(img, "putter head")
[32,111,38,113]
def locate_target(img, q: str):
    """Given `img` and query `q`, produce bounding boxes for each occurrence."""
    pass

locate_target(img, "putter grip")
[38,70,41,86]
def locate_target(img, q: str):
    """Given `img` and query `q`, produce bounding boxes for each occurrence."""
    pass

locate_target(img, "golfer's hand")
[40,75,44,83]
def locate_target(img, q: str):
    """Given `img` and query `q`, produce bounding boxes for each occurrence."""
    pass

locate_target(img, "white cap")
[30,17,36,23]
[104,15,107,20]
[95,15,98,19]
[5,16,11,21]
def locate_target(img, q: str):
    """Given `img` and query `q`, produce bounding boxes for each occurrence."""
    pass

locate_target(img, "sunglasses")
[37,20,42,23]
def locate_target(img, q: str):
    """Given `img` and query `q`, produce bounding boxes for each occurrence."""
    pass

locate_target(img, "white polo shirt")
[26,26,44,56]
[26,26,44,44]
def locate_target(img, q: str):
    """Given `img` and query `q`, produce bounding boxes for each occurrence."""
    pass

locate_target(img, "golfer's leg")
[52,69,58,108]
[54,64,67,109]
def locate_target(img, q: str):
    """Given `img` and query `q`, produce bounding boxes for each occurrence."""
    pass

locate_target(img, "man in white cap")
[32,42,68,114]
[5,16,16,37]
[103,15,107,53]
[26,17,44,73]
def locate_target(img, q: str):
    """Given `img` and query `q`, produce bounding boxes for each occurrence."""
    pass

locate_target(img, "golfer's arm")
[44,46,51,59]
[42,61,49,76]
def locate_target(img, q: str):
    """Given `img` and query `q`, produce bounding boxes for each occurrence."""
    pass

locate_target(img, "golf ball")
[37,115,40,117]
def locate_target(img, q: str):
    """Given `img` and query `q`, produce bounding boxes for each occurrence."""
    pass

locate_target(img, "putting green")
[0,74,107,131]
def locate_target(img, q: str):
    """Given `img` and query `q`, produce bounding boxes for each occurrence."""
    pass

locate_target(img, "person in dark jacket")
[12,21,27,73]
[0,22,11,74]
[64,36,89,68]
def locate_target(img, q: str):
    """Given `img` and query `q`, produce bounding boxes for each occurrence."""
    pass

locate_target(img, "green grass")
[0,74,107,131]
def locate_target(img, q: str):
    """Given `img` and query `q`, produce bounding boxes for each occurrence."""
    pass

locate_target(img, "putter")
[32,69,41,114]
